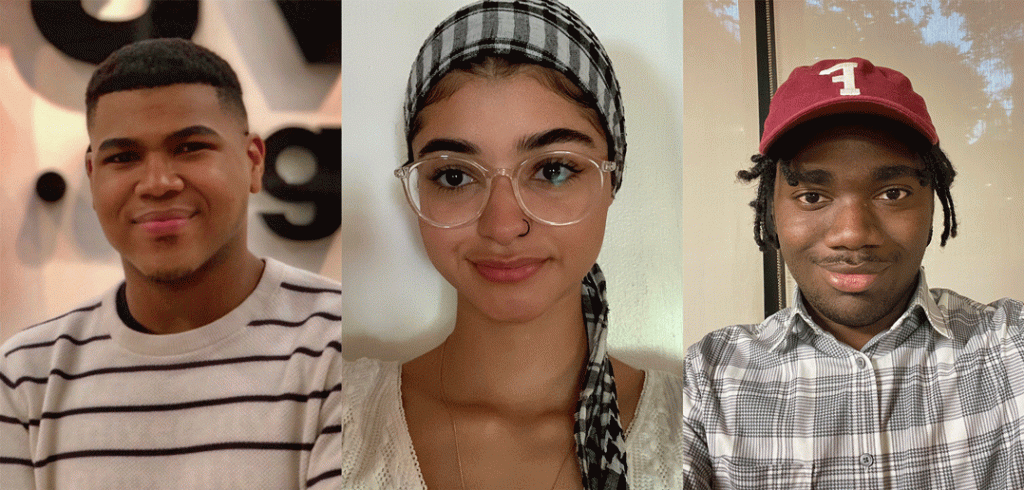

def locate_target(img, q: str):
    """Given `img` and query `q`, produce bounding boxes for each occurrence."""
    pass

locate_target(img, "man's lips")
[819,262,889,293]
[472,258,546,283]
[132,209,196,235]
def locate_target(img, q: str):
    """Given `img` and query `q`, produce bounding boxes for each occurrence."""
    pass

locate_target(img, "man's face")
[773,124,933,337]
[86,84,264,283]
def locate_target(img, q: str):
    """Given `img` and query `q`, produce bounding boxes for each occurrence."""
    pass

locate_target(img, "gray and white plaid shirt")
[679,270,1024,489]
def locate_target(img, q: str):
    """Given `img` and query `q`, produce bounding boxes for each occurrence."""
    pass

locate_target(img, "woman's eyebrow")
[518,128,595,152]
[417,138,479,157]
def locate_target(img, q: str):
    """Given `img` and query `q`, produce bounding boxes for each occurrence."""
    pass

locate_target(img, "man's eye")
[881,188,909,200]
[177,142,211,154]
[797,192,822,204]
[104,152,138,164]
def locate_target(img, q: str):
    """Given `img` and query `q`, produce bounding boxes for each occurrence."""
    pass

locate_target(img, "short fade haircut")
[85,38,248,131]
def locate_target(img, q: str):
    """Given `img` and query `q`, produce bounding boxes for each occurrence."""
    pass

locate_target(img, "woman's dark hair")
[737,114,958,251]
[86,38,247,130]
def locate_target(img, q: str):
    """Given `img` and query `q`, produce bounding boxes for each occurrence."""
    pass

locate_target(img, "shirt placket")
[851,351,883,487]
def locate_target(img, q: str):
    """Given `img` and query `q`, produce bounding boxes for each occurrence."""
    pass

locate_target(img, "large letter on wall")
[31,0,199,64]
[261,128,341,241]
[275,0,340,63]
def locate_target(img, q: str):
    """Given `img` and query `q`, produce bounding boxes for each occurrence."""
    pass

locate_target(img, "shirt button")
[856,357,867,369]
[859,453,874,467]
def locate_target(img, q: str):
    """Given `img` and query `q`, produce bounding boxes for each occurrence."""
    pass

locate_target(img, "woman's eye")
[431,168,475,188]
[534,160,580,186]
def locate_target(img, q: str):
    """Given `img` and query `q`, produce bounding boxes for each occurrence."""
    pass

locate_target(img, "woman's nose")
[476,175,529,245]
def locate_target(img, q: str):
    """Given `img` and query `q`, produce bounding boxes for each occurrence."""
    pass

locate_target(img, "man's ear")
[246,134,266,194]
[85,145,94,177]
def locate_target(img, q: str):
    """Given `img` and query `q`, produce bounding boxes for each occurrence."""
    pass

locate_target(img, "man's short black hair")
[85,38,247,130]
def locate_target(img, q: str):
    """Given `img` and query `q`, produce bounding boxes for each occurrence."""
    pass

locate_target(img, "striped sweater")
[0,258,341,489]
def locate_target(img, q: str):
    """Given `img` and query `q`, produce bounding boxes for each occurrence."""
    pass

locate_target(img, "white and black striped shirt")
[1,258,341,489]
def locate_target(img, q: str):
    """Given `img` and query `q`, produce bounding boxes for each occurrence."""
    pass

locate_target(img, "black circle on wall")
[36,171,67,203]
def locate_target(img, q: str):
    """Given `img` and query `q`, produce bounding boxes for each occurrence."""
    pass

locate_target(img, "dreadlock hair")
[737,114,958,252]
[86,38,248,131]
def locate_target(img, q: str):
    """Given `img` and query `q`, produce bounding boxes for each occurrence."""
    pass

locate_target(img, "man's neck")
[122,250,265,335]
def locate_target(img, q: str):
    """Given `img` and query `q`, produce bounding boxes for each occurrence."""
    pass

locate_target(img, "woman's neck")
[438,290,590,414]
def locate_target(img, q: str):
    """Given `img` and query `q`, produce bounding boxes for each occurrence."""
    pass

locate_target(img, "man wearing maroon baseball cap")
[678,58,1023,487]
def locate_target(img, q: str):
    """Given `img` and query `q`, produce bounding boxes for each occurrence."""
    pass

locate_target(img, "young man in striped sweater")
[0,39,340,489]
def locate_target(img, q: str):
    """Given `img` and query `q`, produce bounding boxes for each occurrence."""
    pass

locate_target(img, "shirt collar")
[769,267,950,352]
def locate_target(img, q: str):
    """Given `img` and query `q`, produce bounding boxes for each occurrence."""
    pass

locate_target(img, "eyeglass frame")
[394,150,617,228]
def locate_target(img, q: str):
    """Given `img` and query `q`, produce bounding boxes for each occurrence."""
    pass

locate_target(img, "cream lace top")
[342,357,689,489]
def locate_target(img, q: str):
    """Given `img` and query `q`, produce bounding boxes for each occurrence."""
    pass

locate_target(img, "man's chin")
[126,258,200,285]
[145,267,199,285]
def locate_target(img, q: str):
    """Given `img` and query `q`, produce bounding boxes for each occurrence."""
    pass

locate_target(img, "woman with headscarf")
[342,1,686,488]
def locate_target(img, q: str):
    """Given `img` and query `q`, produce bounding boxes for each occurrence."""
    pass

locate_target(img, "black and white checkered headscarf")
[404,0,627,194]
[403,1,629,489]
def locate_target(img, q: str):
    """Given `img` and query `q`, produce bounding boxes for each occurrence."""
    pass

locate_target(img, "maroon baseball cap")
[760,57,938,155]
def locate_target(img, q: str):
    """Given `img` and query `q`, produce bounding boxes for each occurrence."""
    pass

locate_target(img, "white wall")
[0,0,341,344]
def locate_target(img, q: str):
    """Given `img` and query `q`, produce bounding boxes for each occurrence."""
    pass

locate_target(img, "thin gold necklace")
[439,340,574,490]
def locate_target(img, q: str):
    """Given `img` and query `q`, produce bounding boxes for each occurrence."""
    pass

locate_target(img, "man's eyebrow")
[417,138,479,157]
[872,164,926,183]
[788,168,832,186]
[518,128,595,152]
[165,125,219,143]
[96,126,220,153]
[97,138,139,153]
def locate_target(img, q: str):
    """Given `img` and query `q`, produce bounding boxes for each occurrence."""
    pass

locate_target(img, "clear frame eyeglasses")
[394,151,616,228]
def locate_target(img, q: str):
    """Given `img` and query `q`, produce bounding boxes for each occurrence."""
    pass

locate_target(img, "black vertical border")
[754,0,786,317]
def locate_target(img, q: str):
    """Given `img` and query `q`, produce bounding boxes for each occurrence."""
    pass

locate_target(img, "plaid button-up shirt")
[680,270,1024,489]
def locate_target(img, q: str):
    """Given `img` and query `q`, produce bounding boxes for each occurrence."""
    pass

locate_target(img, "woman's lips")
[473,259,545,283]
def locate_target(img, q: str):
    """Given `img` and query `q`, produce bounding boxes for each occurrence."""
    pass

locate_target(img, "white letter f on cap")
[819,61,861,95]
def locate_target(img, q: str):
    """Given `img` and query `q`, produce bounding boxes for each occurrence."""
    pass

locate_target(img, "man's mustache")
[814,252,895,266]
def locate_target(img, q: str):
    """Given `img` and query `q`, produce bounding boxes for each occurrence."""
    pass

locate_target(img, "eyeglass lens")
[406,153,605,226]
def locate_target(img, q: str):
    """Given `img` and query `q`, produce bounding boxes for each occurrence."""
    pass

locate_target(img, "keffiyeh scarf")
[575,263,629,489]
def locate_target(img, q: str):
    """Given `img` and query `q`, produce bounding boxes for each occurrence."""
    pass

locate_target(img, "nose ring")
[517,219,531,237]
